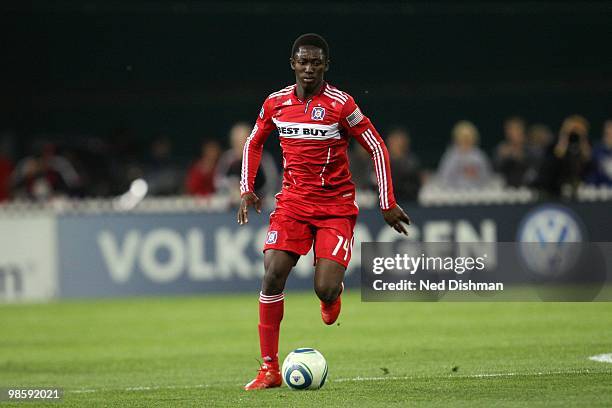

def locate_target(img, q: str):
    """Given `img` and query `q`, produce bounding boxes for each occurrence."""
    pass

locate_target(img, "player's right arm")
[238,98,275,225]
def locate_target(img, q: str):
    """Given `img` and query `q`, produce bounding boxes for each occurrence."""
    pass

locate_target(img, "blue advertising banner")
[57,202,612,298]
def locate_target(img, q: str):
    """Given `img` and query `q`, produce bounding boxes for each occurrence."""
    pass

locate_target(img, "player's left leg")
[312,216,356,325]
[314,259,345,325]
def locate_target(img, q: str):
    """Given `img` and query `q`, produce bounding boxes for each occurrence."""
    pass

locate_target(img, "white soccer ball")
[282,348,328,390]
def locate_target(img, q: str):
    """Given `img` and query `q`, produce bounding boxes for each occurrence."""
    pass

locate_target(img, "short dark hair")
[291,33,329,60]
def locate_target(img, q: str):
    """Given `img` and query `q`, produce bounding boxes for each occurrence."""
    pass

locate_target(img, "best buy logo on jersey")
[278,126,328,136]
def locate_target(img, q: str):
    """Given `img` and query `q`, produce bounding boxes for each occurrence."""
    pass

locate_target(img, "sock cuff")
[259,292,284,304]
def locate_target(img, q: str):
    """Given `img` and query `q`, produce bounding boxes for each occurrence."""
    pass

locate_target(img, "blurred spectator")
[216,122,279,204]
[106,125,146,195]
[185,140,222,196]
[527,124,553,162]
[11,143,80,200]
[437,120,493,189]
[494,117,529,187]
[142,136,183,196]
[70,136,114,197]
[524,124,554,185]
[0,145,13,201]
[586,120,612,186]
[349,142,376,192]
[386,127,421,202]
[535,115,592,197]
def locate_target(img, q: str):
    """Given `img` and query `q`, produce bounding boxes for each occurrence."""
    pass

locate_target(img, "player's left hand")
[382,204,411,236]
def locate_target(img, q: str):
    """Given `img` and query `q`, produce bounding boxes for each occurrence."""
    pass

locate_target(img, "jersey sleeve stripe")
[362,130,389,209]
[366,129,389,208]
[323,91,347,105]
[361,130,385,208]
[268,85,294,98]
[240,124,258,193]
[370,131,388,209]
[324,86,348,102]
[368,129,389,209]
[268,90,293,98]
[327,90,348,102]
[325,84,347,98]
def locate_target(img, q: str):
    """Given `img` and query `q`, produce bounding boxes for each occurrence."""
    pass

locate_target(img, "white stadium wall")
[0,199,611,302]
[0,215,58,302]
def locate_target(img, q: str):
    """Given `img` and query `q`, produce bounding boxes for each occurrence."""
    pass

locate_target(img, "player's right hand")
[237,192,262,225]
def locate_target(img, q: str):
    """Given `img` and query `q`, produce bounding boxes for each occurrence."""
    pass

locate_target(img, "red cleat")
[321,283,343,325]
[244,363,282,390]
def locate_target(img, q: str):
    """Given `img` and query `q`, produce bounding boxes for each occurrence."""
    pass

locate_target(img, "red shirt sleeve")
[240,98,275,195]
[340,95,397,210]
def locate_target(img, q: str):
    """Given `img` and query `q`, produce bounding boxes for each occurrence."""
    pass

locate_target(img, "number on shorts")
[332,235,354,261]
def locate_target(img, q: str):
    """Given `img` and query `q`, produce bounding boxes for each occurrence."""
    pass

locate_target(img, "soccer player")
[239,33,411,390]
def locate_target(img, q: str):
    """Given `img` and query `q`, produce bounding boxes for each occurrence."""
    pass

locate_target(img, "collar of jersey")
[292,81,327,103]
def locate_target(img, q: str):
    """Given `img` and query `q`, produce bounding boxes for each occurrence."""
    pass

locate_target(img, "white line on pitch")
[333,369,598,383]
[71,384,211,394]
[68,369,607,394]
[589,353,612,363]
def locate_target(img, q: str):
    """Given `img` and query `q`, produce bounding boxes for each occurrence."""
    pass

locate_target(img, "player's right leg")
[245,211,312,391]
[245,249,297,391]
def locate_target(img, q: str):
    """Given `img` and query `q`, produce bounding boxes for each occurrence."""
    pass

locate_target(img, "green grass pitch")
[1,292,612,407]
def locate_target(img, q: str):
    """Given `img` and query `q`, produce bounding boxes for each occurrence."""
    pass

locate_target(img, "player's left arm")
[340,96,411,235]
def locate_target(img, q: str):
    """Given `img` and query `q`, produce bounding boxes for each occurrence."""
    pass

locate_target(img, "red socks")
[258,292,284,365]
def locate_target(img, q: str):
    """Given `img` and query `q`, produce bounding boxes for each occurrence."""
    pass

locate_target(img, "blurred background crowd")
[2,1,611,208]
[1,114,610,205]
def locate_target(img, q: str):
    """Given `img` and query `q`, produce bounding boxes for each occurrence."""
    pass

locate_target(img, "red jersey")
[241,82,396,218]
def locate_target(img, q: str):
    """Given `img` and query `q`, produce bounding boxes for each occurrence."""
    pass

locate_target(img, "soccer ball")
[282,348,328,390]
